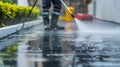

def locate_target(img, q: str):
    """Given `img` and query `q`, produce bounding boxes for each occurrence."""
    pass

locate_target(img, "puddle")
[1,20,120,67]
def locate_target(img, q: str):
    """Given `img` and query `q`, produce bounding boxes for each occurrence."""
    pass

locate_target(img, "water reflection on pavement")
[1,20,120,67]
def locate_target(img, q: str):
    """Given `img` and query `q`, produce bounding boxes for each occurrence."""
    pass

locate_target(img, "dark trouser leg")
[50,9,64,30]
[42,10,52,30]
[50,0,64,30]
[42,0,51,30]
[42,9,49,26]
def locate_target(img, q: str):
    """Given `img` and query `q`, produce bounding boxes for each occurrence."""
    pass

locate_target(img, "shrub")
[0,0,12,3]
[0,1,41,27]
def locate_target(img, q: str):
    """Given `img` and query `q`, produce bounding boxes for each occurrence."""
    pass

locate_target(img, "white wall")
[88,0,120,23]
[17,0,28,6]
[88,1,94,15]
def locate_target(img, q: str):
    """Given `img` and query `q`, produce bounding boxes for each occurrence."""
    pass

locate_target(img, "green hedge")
[1,0,12,3]
[0,1,41,27]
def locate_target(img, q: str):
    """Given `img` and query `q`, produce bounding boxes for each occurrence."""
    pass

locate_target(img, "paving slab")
[0,19,120,67]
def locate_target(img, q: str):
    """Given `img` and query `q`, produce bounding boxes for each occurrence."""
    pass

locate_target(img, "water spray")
[60,0,89,32]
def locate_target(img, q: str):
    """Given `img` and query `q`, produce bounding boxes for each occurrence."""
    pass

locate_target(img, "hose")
[20,0,38,31]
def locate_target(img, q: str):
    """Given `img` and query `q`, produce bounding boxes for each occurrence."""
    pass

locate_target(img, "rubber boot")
[42,9,51,30]
[50,10,64,30]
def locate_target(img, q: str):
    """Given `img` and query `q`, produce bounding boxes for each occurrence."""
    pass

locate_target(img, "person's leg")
[50,0,64,30]
[42,0,51,30]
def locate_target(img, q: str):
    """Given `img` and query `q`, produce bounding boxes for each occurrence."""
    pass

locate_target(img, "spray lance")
[60,0,75,18]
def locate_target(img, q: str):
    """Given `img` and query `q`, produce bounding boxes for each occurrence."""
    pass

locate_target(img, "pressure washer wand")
[60,0,75,18]
[20,0,38,30]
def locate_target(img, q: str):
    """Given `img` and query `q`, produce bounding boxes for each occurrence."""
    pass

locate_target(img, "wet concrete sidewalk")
[1,19,120,67]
